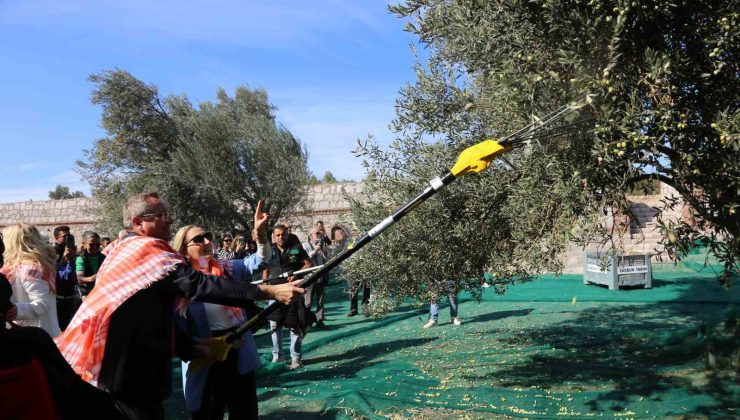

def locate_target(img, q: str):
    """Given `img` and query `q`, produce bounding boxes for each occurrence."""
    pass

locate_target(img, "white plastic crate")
[583,252,652,290]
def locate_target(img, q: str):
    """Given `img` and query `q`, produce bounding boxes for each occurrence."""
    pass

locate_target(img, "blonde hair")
[2,224,57,277]
[172,225,198,257]
[122,192,161,228]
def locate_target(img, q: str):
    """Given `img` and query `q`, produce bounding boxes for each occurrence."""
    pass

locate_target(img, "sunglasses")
[187,232,213,246]
[88,243,101,249]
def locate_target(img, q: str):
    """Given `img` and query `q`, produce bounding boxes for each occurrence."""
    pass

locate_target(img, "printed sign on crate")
[586,264,607,273]
[617,265,649,274]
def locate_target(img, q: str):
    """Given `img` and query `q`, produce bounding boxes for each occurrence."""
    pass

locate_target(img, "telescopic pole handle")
[251,264,325,285]
[227,171,457,339]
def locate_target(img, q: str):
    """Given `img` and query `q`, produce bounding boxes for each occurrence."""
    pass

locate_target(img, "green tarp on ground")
[165,256,739,419]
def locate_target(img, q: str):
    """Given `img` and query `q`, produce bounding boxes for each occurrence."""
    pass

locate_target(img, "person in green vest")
[75,231,105,298]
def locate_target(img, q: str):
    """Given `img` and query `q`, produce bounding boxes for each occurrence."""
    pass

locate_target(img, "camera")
[64,234,76,249]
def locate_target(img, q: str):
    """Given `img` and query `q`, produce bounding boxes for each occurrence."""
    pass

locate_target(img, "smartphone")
[64,234,76,249]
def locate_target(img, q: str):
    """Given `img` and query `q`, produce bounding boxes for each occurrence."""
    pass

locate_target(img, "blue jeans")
[268,301,303,359]
[430,293,458,321]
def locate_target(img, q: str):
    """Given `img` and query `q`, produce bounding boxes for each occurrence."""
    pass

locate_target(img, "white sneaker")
[422,319,437,329]
[453,318,462,326]
[271,353,281,363]
[290,358,303,369]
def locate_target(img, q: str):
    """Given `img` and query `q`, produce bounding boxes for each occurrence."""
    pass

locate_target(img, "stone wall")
[0,183,367,245]
[560,182,689,273]
[0,197,100,242]
[0,182,689,273]
[277,182,365,242]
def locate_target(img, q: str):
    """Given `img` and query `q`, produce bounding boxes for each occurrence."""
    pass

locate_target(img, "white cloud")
[0,169,90,203]
[6,161,51,171]
[291,120,384,180]
[272,89,398,180]
[0,186,50,203]
[0,0,396,46]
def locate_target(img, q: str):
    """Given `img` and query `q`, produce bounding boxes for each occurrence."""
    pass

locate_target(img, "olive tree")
[342,0,738,309]
[78,70,310,235]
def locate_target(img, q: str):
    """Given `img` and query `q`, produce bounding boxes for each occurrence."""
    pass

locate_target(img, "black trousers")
[56,295,81,331]
[192,349,259,420]
[350,285,371,312]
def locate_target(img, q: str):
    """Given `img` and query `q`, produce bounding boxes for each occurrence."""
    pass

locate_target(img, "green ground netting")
[164,252,739,419]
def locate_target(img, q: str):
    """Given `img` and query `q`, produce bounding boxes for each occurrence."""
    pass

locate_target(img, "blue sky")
[0,1,418,202]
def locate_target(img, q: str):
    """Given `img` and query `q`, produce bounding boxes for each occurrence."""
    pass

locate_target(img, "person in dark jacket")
[264,224,312,369]
[52,225,79,330]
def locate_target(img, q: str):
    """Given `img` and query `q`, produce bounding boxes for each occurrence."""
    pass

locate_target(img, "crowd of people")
[0,191,389,420]
[0,191,467,419]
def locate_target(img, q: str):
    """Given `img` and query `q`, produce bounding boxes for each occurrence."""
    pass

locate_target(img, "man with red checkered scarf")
[56,192,304,419]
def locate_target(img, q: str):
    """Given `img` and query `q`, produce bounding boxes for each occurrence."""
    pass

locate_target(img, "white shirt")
[202,303,242,331]
[6,263,61,337]
[200,245,271,331]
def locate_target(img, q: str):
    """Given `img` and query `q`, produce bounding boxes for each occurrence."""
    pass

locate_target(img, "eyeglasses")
[223,239,232,243]
[140,210,171,221]
[187,232,213,246]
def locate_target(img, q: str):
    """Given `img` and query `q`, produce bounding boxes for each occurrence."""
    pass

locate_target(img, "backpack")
[267,298,316,331]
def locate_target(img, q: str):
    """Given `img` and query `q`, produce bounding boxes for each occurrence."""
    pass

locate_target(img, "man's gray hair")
[82,230,100,241]
[122,192,161,228]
